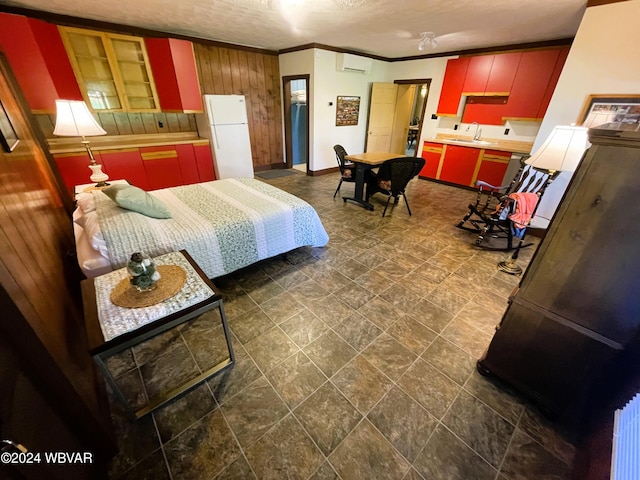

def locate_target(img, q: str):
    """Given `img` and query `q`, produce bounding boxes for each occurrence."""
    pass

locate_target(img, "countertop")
[48,132,209,155]
[425,134,534,154]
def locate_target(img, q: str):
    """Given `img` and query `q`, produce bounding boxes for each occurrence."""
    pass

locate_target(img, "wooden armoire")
[478,127,640,425]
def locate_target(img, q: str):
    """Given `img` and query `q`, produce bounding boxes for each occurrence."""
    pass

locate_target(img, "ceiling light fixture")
[332,0,369,8]
[418,32,437,51]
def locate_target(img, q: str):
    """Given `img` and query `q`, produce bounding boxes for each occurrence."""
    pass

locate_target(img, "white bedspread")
[93,178,329,278]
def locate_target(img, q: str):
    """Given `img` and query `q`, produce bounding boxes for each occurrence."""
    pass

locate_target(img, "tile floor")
[106,171,579,480]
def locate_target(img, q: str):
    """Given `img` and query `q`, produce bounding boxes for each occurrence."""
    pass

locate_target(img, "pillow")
[75,192,95,213]
[102,184,171,219]
[74,211,109,258]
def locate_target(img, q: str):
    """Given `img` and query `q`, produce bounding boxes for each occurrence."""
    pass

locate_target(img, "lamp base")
[497,258,523,275]
[89,163,110,188]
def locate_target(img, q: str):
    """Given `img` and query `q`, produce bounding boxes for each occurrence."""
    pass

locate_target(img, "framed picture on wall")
[336,96,360,126]
[0,100,19,152]
[578,94,640,130]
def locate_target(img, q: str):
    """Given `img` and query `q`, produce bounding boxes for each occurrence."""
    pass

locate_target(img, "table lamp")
[498,125,590,275]
[53,100,108,187]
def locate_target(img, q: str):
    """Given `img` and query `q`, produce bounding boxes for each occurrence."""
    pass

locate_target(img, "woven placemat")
[110,265,187,308]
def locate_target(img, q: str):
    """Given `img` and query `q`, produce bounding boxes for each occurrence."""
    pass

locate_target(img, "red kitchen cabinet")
[140,146,182,190]
[474,150,511,187]
[485,53,521,94]
[100,149,150,191]
[193,143,216,182]
[537,47,570,119]
[419,142,443,179]
[54,153,98,193]
[439,145,481,186]
[0,14,81,112]
[436,57,469,116]
[504,49,561,120]
[175,144,201,185]
[145,38,203,113]
[462,55,494,95]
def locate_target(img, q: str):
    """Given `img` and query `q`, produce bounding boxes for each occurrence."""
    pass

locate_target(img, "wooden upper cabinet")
[485,52,521,95]
[145,38,203,113]
[503,49,561,120]
[436,57,469,116]
[59,26,160,112]
[462,55,494,95]
[0,14,82,112]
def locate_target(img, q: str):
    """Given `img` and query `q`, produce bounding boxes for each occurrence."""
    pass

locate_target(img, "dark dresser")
[478,127,640,425]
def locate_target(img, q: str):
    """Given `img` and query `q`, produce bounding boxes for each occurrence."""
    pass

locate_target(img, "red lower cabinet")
[140,146,183,190]
[474,150,511,187]
[175,144,201,185]
[193,143,216,182]
[438,145,481,186]
[99,149,150,191]
[419,142,443,179]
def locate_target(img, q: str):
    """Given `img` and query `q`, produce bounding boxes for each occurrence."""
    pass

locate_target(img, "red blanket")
[508,192,539,228]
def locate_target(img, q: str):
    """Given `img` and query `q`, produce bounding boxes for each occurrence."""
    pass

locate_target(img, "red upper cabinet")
[0,14,81,112]
[145,38,203,113]
[504,49,561,120]
[436,57,469,116]
[537,47,570,119]
[462,55,494,95]
[485,52,521,95]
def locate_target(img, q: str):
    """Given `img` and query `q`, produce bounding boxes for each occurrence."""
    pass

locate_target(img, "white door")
[390,84,416,155]
[366,83,398,152]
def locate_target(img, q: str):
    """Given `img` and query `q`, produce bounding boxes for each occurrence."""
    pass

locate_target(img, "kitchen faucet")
[468,122,482,141]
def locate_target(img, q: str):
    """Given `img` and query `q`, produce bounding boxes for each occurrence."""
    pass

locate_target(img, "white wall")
[279,48,390,172]
[532,0,640,224]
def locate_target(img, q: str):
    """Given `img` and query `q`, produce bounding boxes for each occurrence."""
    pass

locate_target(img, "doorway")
[365,79,430,156]
[282,75,309,173]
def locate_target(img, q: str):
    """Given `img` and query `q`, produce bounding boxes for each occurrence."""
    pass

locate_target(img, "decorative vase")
[126,252,161,292]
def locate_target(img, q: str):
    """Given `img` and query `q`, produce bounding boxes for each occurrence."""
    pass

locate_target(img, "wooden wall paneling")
[266,54,282,165]
[238,50,257,163]
[194,44,214,94]
[219,48,234,95]
[165,112,181,132]
[228,49,243,93]
[141,112,158,133]
[154,112,168,133]
[178,113,192,131]
[0,52,114,458]
[247,52,263,164]
[255,54,271,168]
[113,112,133,135]
[97,112,118,134]
[210,46,225,93]
[127,112,147,134]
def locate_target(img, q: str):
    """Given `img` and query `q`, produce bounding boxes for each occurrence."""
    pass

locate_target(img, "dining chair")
[333,145,356,198]
[365,156,425,217]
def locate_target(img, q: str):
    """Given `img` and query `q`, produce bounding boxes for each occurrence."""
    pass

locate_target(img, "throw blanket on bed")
[94,178,329,278]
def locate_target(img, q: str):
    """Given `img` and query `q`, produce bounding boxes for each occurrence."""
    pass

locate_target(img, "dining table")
[343,151,405,210]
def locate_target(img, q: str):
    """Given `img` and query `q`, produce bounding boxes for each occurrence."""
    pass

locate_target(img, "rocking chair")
[456,156,557,251]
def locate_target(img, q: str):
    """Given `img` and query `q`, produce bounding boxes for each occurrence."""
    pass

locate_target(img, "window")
[59,27,159,112]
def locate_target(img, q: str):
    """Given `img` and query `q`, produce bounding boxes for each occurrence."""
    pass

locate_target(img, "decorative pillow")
[75,192,96,213]
[102,184,172,219]
[74,211,109,258]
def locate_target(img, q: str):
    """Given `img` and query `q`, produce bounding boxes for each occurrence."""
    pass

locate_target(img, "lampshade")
[53,100,106,137]
[526,125,589,172]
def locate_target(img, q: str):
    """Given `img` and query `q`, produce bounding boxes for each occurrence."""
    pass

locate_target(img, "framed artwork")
[335,96,360,126]
[578,94,640,130]
[0,100,19,152]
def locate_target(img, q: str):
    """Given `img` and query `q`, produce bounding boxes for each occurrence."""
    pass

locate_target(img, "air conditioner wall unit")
[336,53,373,74]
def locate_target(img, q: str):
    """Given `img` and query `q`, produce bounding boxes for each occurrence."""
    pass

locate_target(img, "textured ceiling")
[1,0,587,58]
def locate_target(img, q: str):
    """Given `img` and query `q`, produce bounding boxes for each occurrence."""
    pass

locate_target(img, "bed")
[73,178,329,279]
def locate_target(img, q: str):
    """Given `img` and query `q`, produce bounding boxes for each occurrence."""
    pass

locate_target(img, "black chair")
[456,156,557,250]
[365,156,425,217]
[333,145,356,198]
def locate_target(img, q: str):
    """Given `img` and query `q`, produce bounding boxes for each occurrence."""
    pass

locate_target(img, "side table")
[81,250,234,420]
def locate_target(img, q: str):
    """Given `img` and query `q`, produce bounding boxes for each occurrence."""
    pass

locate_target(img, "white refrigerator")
[197,94,254,179]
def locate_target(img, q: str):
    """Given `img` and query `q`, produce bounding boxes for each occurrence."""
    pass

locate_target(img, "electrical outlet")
[431,114,437,120]
[504,128,510,135]
[158,121,164,128]
[454,124,459,131]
